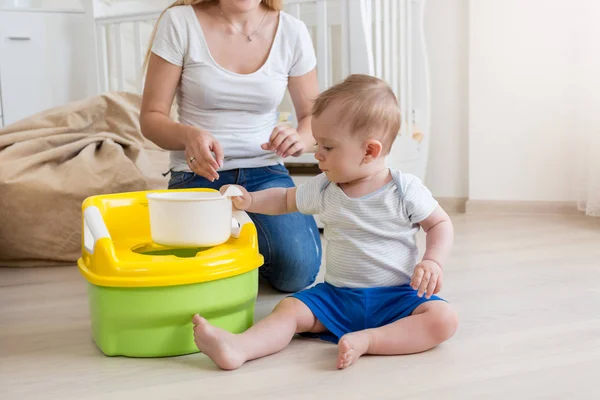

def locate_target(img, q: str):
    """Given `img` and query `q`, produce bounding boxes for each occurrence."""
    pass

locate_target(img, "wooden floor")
[2,213,600,399]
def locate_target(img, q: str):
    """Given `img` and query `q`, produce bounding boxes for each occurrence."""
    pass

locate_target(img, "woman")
[140,0,322,292]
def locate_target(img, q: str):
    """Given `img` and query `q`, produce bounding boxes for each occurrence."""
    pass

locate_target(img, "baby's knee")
[428,303,459,342]
[274,297,303,312]
[274,297,319,332]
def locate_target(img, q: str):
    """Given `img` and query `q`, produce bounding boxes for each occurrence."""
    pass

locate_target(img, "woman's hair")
[142,0,283,72]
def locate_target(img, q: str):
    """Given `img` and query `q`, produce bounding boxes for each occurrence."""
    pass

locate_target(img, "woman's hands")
[183,121,315,181]
[184,127,224,182]
[182,123,314,182]
[261,125,313,158]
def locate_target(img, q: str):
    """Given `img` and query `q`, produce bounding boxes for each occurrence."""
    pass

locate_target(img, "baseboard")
[285,163,320,176]
[465,199,579,215]
[437,197,468,213]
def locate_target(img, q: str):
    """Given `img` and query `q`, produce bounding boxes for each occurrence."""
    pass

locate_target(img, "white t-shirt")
[151,5,317,172]
[296,169,439,288]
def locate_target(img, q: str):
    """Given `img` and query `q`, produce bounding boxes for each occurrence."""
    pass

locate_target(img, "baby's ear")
[363,139,383,163]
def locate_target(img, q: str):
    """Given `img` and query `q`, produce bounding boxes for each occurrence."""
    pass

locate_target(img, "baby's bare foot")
[337,332,370,369]
[192,314,245,370]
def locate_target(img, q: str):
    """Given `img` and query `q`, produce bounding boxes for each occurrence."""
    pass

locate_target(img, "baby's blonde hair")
[142,0,283,72]
[312,74,401,154]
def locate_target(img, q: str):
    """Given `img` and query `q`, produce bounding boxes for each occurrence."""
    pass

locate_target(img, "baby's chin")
[321,170,335,179]
[325,173,351,184]
[322,169,362,184]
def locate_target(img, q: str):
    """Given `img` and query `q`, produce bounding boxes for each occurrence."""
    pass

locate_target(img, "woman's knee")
[253,210,322,292]
[264,244,321,292]
[262,224,322,292]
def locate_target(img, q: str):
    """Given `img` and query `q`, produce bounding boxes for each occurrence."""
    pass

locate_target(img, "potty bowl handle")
[222,185,252,239]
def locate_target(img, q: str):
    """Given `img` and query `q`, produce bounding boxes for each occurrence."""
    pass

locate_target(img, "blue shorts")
[291,282,445,343]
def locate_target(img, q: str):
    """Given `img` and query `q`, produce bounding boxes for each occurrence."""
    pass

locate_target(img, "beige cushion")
[0,92,169,267]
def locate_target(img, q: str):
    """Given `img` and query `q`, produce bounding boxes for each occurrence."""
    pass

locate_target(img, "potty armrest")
[84,206,111,254]
[230,210,253,239]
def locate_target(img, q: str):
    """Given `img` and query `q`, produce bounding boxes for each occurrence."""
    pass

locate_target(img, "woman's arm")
[288,69,319,153]
[140,54,223,181]
[140,53,187,150]
[262,69,319,157]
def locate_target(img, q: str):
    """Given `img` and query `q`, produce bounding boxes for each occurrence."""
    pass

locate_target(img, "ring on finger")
[189,156,196,163]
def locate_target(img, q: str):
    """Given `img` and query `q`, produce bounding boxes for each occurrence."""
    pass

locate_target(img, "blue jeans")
[168,164,322,293]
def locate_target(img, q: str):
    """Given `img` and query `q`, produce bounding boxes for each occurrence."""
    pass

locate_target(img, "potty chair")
[77,189,263,357]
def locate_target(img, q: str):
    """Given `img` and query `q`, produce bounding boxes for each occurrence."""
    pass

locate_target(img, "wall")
[423,0,469,199]
[572,1,600,212]
[468,0,580,202]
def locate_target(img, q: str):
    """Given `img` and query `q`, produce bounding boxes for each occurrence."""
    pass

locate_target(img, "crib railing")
[95,10,158,93]
[280,0,428,142]
[370,0,428,141]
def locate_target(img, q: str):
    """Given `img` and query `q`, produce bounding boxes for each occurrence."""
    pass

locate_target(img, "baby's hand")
[411,260,443,299]
[220,185,253,211]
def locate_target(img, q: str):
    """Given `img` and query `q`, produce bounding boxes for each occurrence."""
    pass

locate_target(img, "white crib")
[89,0,431,180]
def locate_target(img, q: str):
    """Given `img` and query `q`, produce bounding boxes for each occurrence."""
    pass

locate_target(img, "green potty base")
[88,269,258,357]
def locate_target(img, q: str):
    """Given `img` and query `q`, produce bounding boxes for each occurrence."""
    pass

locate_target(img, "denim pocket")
[168,171,197,189]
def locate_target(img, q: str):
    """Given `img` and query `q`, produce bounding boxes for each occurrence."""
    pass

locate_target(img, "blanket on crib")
[0,92,169,267]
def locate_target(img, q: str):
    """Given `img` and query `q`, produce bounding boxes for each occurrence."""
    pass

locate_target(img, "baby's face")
[311,106,369,184]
